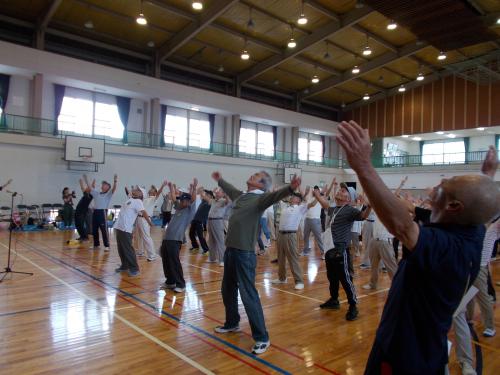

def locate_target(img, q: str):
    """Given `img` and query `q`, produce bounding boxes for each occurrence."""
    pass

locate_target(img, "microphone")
[5,190,18,197]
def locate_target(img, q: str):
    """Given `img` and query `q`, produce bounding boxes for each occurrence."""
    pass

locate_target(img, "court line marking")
[0,244,215,375]
[257,282,324,303]
[471,340,500,354]
[12,239,291,375]
[18,237,344,375]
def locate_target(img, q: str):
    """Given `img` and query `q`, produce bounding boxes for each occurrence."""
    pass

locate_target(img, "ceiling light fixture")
[412,137,422,141]
[355,0,364,9]
[437,51,447,61]
[476,127,485,131]
[398,85,406,92]
[297,1,307,25]
[241,50,250,60]
[435,131,444,135]
[247,6,255,28]
[362,45,372,56]
[387,21,397,30]
[136,0,147,25]
[401,135,409,138]
[311,75,319,84]
[84,20,94,29]
[496,17,500,25]
[416,72,424,81]
[147,41,155,47]
[287,26,296,48]
[446,133,456,138]
[218,65,224,72]
[323,41,330,59]
[352,65,360,74]
[192,1,203,10]
[363,93,370,100]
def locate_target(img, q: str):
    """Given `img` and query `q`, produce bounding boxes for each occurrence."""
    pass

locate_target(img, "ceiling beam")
[237,6,373,83]
[37,0,63,30]
[303,0,340,22]
[351,24,398,53]
[301,41,427,99]
[157,0,238,62]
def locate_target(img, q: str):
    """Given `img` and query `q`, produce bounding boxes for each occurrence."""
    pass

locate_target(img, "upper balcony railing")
[0,113,489,170]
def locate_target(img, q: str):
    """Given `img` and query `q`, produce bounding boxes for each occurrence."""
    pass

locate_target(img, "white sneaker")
[483,328,496,337]
[362,284,376,290]
[218,262,224,267]
[459,362,476,375]
[252,341,270,355]
[214,325,241,333]
[173,287,185,293]
[294,283,304,290]
[271,278,287,284]
[104,247,110,252]
[321,254,325,260]
[264,239,271,248]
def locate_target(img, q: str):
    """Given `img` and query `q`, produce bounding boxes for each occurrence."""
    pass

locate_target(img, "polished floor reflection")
[0,228,498,374]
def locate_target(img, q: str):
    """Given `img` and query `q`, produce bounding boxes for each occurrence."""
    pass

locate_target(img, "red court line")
[15,239,272,375]
[30,237,341,375]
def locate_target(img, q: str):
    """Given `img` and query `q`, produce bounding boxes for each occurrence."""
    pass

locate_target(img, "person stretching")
[212,170,301,355]
[205,188,229,265]
[90,174,117,251]
[74,174,93,241]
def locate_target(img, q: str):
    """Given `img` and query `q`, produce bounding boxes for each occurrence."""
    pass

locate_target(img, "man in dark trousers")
[211,170,301,355]
[337,120,499,375]
[189,190,212,254]
[314,182,371,321]
[74,174,93,242]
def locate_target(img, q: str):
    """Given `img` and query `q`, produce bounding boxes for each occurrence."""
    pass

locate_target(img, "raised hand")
[211,171,221,181]
[337,120,372,172]
[113,174,118,182]
[304,185,311,197]
[290,174,302,190]
[481,145,498,178]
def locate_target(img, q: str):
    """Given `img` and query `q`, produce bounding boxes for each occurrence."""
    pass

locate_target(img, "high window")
[298,132,323,163]
[164,107,210,149]
[422,140,465,164]
[239,121,274,157]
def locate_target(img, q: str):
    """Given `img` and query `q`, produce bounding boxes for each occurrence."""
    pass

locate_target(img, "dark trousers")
[325,242,357,306]
[487,268,496,301]
[189,220,209,252]
[62,203,73,227]
[92,209,109,247]
[221,247,269,342]
[74,209,88,239]
[115,229,139,272]
[160,240,185,288]
[392,238,399,260]
[162,211,172,227]
[365,339,446,375]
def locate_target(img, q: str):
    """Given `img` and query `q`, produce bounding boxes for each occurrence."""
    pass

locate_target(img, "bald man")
[337,121,500,375]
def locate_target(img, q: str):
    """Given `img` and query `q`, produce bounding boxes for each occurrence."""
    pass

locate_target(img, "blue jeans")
[259,217,270,240]
[221,247,269,342]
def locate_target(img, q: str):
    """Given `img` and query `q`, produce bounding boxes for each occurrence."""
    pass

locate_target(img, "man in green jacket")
[212,170,301,355]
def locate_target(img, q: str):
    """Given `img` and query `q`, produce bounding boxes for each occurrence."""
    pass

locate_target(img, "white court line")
[340,287,390,304]
[256,282,324,303]
[0,243,215,375]
[182,262,221,274]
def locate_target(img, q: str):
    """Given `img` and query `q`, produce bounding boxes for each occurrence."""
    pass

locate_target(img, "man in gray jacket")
[211,170,301,355]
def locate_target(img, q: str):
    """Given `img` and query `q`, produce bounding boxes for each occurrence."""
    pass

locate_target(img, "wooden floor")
[0,227,499,375]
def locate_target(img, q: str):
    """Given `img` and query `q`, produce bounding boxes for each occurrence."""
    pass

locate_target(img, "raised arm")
[257,175,301,210]
[324,176,337,198]
[155,180,168,199]
[189,178,198,203]
[394,176,408,197]
[0,178,12,191]
[313,189,330,209]
[79,179,88,193]
[337,120,419,250]
[212,171,242,201]
[167,182,177,202]
[307,198,318,209]
[111,174,118,194]
[481,146,498,178]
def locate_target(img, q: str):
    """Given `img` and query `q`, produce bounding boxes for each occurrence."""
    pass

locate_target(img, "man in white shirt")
[302,186,325,256]
[362,214,398,290]
[134,181,167,261]
[114,187,153,277]
[272,188,316,290]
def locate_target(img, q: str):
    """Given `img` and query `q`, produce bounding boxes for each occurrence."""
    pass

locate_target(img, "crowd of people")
[4,120,499,373]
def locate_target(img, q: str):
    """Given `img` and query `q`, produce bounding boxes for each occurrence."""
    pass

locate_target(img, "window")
[238,121,274,157]
[163,107,211,149]
[422,140,465,165]
[57,88,124,139]
[298,132,323,163]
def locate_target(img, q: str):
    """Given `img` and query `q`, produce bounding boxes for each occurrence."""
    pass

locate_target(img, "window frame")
[421,138,466,165]
[238,120,275,158]
[298,132,323,164]
[163,106,211,150]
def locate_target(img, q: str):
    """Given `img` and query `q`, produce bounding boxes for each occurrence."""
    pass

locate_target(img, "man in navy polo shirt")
[336,121,500,375]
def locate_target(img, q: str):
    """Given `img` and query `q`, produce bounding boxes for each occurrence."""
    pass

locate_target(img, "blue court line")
[18,239,292,375]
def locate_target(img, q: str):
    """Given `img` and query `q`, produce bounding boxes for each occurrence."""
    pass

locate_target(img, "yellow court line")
[472,339,500,354]
[256,282,324,303]
[0,243,215,375]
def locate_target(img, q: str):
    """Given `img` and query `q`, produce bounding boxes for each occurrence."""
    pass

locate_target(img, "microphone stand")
[0,192,33,282]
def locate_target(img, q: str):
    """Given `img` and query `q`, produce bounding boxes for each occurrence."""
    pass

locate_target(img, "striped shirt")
[481,221,499,266]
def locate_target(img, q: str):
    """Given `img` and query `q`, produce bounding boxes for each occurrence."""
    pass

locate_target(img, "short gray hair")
[259,171,272,192]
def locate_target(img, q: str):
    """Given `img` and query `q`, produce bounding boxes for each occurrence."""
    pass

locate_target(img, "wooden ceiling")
[0,0,499,113]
